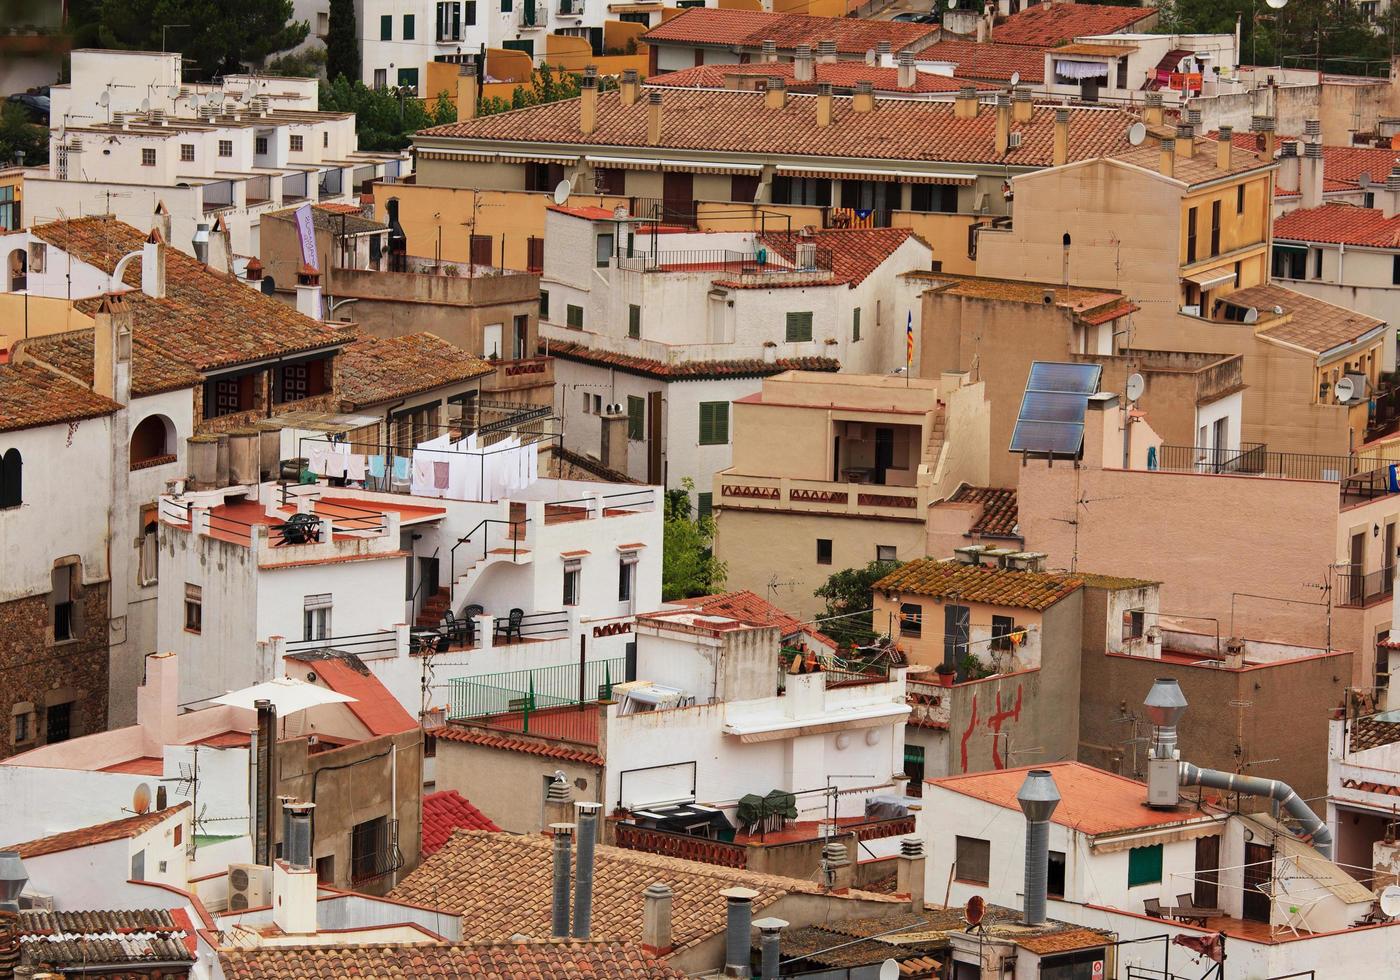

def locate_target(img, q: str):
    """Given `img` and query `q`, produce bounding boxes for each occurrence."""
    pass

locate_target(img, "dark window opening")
[45,702,72,744]
[991,614,1015,651]
[955,835,990,884]
[817,538,833,565]
[899,602,922,637]
[0,447,21,509]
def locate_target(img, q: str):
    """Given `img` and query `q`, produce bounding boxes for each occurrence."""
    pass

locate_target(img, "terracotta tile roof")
[7,802,189,859]
[1016,928,1112,954]
[948,485,1018,537]
[671,590,836,647]
[1105,136,1275,185]
[992,3,1155,47]
[422,790,502,856]
[19,327,204,397]
[19,908,195,967]
[31,216,351,372]
[930,762,1212,836]
[641,8,938,55]
[1274,203,1400,248]
[337,332,493,408]
[875,559,1081,611]
[288,651,418,736]
[1315,144,1400,187]
[0,362,121,434]
[648,62,999,94]
[1076,300,1138,326]
[757,228,923,288]
[1073,571,1159,590]
[433,726,606,766]
[1228,283,1387,355]
[543,339,840,381]
[391,831,895,947]
[418,90,1141,169]
[1349,716,1400,753]
[915,39,1048,83]
[218,941,688,979]
[264,203,387,236]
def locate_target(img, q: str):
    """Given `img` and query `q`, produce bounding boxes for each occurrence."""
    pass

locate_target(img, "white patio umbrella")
[211,676,356,716]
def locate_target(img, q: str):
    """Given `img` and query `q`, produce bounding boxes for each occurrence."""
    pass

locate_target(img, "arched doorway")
[130,414,175,468]
[6,248,26,291]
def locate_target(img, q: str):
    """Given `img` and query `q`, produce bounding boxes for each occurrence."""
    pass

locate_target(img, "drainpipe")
[1180,763,1333,858]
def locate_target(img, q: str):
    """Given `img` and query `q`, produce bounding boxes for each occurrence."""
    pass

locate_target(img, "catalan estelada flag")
[906,310,914,369]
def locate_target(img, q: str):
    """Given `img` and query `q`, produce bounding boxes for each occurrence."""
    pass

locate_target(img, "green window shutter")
[627,396,645,441]
[567,304,583,329]
[501,0,513,12]
[380,14,392,39]
[698,402,729,445]
[853,307,861,341]
[628,304,640,339]
[785,311,813,342]
[1127,844,1163,887]
[403,13,415,39]
[539,290,549,318]
[697,492,713,521]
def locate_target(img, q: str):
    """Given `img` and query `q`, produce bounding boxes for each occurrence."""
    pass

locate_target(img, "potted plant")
[934,662,955,688]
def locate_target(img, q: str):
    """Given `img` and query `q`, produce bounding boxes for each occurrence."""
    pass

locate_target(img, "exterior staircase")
[416,587,453,629]
[922,405,947,475]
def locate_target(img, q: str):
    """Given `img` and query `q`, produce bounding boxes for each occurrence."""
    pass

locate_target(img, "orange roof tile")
[434,726,606,766]
[670,590,836,647]
[18,327,204,398]
[7,802,189,859]
[948,485,1019,538]
[641,8,938,56]
[648,62,999,94]
[422,790,501,856]
[875,558,1081,611]
[337,332,494,408]
[756,228,922,288]
[993,3,1155,47]
[916,39,1048,83]
[219,941,688,979]
[418,89,1142,169]
[543,339,839,381]
[0,362,121,434]
[930,763,1212,835]
[1274,203,1400,248]
[1017,927,1113,954]
[288,652,418,736]
[1228,283,1387,355]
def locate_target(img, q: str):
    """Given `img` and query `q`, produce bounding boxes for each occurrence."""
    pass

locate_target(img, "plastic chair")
[500,607,524,643]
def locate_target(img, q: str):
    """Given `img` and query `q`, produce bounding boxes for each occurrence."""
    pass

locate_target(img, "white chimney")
[272,802,317,935]
[142,232,166,299]
[295,266,323,321]
[794,45,814,83]
[1301,119,1324,210]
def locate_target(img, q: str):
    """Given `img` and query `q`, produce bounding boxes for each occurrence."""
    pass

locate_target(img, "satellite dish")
[1359,171,1373,188]
[1335,376,1356,403]
[1243,306,1259,324]
[1010,71,1020,87]
[878,960,900,980]
[190,93,202,110]
[1128,121,1147,146]
[132,783,152,815]
[552,179,572,206]
[1381,885,1400,917]
[1125,372,1145,402]
[865,47,877,66]
[140,97,151,112]
[167,85,180,100]
[1265,0,1287,7]
[98,90,109,107]
[965,894,986,926]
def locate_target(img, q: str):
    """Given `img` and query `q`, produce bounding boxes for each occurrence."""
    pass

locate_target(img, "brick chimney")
[765,76,787,110]
[816,83,833,127]
[1301,125,1324,209]
[93,291,133,404]
[954,84,978,118]
[1012,86,1032,123]
[457,58,478,120]
[852,80,874,113]
[1052,107,1069,167]
[647,91,663,145]
[619,68,640,106]
[600,407,629,474]
[877,39,892,64]
[1276,139,1300,193]
[1216,125,1233,171]
[1382,166,1400,219]
[641,883,674,956]
[896,835,926,913]
[579,66,598,135]
[1251,114,1276,161]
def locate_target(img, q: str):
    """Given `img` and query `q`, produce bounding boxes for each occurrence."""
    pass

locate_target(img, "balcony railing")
[246,174,271,205]
[202,179,234,212]
[617,247,834,282]
[1336,566,1395,609]
[1153,444,1400,486]
[285,630,400,659]
[283,171,309,202]
[318,167,343,198]
[629,197,699,228]
[558,0,585,14]
[824,206,892,229]
[614,823,748,868]
[448,656,625,724]
[1195,354,1245,405]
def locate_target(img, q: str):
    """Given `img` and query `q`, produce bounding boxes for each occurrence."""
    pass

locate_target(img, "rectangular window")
[373,68,387,89]
[595,232,614,267]
[527,236,545,273]
[698,401,729,445]
[380,13,392,39]
[955,836,990,885]
[403,13,416,39]
[51,564,76,642]
[566,304,584,330]
[618,553,636,602]
[852,307,861,342]
[502,0,513,11]
[180,143,194,162]
[991,614,1015,651]
[1210,200,1221,257]
[627,395,645,441]
[563,563,580,605]
[45,702,72,745]
[539,289,549,318]
[1186,207,1197,263]
[1314,247,1323,279]
[255,136,268,155]
[903,743,925,797]
[697,492,713,521]
[1123,608,1145,640]
[184,583,202,633]
[877,544,897,563]
[290,134,304,152]
[141,147,156,167]
[1394,255,1400,286]
[218,139,232,157]
[351,816,390,882]
[582,391,592,413]
[908,184,958,213]
[323,131,329,148]
[1048,850,1066,898]
[1127,844,1163,887]
[785,311,813,343]
[817,539,833,565]
[303,594,332,641]
[628,304,641,339]
[12,710,29,745]
[469,234,492,266]
[397,67,419,91]
[1236,183,1245,215]
[899,602,921,637]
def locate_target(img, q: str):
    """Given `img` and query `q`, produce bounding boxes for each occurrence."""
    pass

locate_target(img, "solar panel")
[1019,390,1088,424]
[1010,420,1086,456]
[1027,361,1102,395]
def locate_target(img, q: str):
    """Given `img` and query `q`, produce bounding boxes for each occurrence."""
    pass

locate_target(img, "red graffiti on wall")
[987,685,1024,769]
[959,695,979,773]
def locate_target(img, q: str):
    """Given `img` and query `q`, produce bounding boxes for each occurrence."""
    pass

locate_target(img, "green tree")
[265,46,326,78]
[478,65,616,117]
[1158,0,1394,75]
[319,75,438,150]
[326,0,360,83]
[67,0,309,78]
[813,559,903,650]
[0,103,48,168]
[662,479,725,601]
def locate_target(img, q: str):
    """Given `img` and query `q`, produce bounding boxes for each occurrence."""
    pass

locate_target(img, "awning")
[587,155,762,174]
[1053,59,1111,80]
[1183,268,1237,290]
[725,704,909,743]
[418,148,580,165]
[1090,822,1224,854]
[609,1,663,9]
[776,165,976,185]
[1055,43,1138,57]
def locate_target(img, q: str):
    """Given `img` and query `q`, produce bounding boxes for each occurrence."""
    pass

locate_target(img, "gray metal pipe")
[720,887,759,978]
[1180,763,1333,859]
[550,823,574,939]
[753,917,787,980]
[1023,816,1050,926]
[572,803,600,940]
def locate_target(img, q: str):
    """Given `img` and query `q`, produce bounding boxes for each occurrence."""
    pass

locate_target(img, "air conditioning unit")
[27,242,46,273]
[227,863,271,911]
[18,892,54,912]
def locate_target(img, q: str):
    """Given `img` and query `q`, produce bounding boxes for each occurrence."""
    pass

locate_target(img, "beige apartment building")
[713,371,989,619]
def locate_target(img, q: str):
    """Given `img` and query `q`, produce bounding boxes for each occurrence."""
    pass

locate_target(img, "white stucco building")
[1271,200,1400,333]
[539,204,931,495]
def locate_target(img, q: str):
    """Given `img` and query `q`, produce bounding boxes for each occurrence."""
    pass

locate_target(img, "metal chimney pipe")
[753,917,788,980]
[720,886,760,977]
[254,699,277,866]
[0,851,28,913]
[287,802,315,870]
[572,802,601,939]
[1143,677,1188,760]
[550,823,575,939]
[1016,769,1061,927]
[278,795,295,859]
